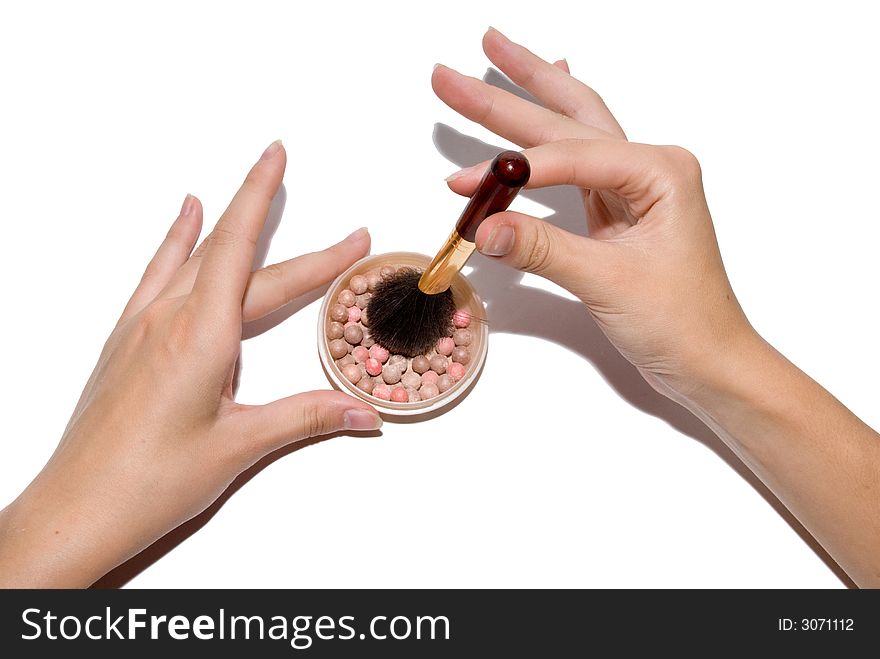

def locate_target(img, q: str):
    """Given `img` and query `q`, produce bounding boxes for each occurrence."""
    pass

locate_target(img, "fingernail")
[445,163,480,182]
[481,224,515,257]
[433,63,442,71]
[343,409,383,431]
[260,139,282,161]
[344,227,369,243]
[180,194,195,216]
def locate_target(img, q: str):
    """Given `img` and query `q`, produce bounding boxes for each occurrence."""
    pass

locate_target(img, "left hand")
[0,140,382,587]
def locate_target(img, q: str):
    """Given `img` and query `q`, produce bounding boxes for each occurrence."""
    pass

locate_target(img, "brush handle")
[454,151,530,242]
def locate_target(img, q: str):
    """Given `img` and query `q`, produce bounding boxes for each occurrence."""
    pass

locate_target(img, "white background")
[1,1,877,588]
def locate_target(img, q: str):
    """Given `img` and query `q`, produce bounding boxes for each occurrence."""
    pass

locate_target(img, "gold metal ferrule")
[418,229,476,295]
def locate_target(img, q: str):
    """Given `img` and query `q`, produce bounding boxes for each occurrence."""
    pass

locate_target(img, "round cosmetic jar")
[318,252,487,417]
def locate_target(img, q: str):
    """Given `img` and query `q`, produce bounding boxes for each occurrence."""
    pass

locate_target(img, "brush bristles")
[366,268,455,357]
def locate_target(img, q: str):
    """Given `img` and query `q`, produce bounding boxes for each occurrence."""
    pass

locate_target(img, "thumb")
[475,211,610,300]
[233,390,382,460]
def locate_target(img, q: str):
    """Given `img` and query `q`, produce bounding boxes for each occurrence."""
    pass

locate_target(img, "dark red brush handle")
[454,151,530,242]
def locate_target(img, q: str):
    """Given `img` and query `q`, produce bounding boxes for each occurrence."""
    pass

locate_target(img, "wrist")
[643,309,763,404]
[0,480,120,588]
[666,327,795,449]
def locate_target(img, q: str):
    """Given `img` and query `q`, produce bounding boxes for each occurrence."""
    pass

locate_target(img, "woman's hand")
[0,140,382,587]
[436,29,880,587]
[435,28,752,399]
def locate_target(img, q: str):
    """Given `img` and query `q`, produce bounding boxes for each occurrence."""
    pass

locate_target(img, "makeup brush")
[367,151,530,356]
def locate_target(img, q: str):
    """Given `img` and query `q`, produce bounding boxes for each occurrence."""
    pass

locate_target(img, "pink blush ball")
[453,309,471,328]
[372,385,392,401]
[369,344,390,363]
[365,358,383,376]
[421,370,439,386]
[447,361,466,383]
[435,337,455,356]
[390,387,409,403]
[352,346,370,363]
[347,306,362,323]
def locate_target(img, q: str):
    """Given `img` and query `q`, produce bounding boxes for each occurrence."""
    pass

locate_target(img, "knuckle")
[520,222,554,275]
[301,405,330,439]
[258,262,293,304]
[261,261,285,280]
[190,238,209,259]
[132,301,164,333]
[474,88,497,125]
[178,303,237,356]
[165,300,219,357]
[260,260,287,286]
[126,301,185,355]
[207,227,241,248]
[534,123,561,148]
[660,145,703,184]
[124,298,223,363]
[558,137,584,154]
[519,65,538,88]
[555,139,589,183]
[209,225,256,250]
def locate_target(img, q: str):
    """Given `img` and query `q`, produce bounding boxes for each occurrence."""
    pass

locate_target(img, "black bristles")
[366,268,455,357]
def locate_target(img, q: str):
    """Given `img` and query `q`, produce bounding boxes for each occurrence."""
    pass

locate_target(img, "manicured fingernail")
[481,224,515,257]
[445,163,480,182]
[180,194,195,216]
[343,409,383,431]
[260,139,282,161]
[433,63,442,71]
[344,227,369,243]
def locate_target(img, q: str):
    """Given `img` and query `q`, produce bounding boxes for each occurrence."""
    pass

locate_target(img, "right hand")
[435,28,754,398]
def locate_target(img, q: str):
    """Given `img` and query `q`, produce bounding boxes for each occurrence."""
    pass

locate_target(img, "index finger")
[190,140,287,314]
[448,139,663,215]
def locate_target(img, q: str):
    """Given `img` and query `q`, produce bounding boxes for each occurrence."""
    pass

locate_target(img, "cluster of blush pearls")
[327,265,474,403]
